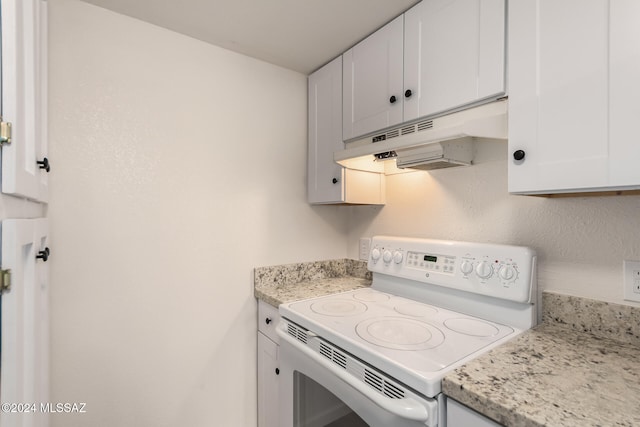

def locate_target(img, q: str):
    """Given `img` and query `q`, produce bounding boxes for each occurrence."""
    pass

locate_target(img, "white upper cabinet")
[342,16,404,141]
[1,0,49,203]
[508,0,640,194]
[308,57,385,205]
[404,0,505,122]
[308,57,345,203]
[343,0,506,142]
[608,0,640,187]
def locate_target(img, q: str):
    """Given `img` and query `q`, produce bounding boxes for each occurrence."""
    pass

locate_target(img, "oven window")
[294,371,368,427]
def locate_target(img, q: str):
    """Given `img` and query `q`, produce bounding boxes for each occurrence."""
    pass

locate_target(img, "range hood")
[334,100,507,173]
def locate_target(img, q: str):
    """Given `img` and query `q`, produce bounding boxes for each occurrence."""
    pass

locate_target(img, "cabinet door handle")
[405,89,412,98]
[275,368,280,375]
[36,247,50,262]
[389,95,397,104]
[332,178,339,184]
[37,157,51,172]
[265,317,272,325]
[513,150,526,161]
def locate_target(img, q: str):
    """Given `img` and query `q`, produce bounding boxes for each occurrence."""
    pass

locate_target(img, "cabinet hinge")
[0,269,11,294]
[0,118,12,145]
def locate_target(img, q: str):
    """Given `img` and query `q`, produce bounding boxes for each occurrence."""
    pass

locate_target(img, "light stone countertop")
[254,259,371,307]
[442,292,640,426]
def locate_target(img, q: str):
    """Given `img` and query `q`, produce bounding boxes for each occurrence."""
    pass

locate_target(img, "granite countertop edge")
[442,291,640,427]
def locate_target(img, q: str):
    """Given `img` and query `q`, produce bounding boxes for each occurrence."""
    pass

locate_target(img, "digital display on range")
[423,255,438,262]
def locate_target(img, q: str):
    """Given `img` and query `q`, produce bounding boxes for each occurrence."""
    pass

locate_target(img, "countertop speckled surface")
[254,259,371,307]
[443,292,640,426]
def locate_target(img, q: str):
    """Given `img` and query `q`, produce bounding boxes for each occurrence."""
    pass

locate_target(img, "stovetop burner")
[356,317,445,350]
[353,289,391,303]
[394,302,438,317]
[310,299,367,316]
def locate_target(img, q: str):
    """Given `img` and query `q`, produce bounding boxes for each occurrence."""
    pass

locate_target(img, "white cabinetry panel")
[609,0,640,186]
[257,300,280,427]
[308,57,344,203]
[342,16,404,141]
[343,1,506,143]
[1,0,49,203]
[509,0,640,194]
[1,218,50,427]
[404,0,506,121]
[447,398,501,427]
[257,332,279,427]
[308,57,385,205]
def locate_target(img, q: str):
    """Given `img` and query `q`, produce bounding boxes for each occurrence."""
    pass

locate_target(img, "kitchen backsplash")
[254,259,371,288]
[543,291,640,346]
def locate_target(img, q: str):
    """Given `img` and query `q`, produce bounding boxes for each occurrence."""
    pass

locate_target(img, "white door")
[1,218,50,427]
[1,0,49,203]
[508,0,610,193]
[257,333,279,427]
[609,0,640,187]
[342,15,404,141]
[404,0,506,121]
[308,57,344,203]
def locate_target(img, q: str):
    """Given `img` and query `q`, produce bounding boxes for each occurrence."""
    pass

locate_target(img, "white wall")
[347,140,640,307]
[47,1,348,426]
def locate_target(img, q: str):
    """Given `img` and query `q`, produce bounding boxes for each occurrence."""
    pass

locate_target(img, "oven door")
[277,323,441,427]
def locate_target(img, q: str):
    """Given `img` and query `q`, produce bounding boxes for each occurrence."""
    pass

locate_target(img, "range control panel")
[368,236,536,303]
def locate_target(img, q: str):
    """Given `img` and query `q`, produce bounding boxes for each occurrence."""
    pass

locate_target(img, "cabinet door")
[342,15,404,141]
[308,57,386,205]
[257,332,279,427]
[609,0,640,187]
[404,0,506,122]
[1,0,49,203]
[508,0,610,194]
[447,399,501,427]
[308,57,344,203]
[1,218,50,427]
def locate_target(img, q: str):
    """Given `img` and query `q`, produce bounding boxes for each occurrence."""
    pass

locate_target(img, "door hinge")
[0,269,11,294]
[1,118,12,145]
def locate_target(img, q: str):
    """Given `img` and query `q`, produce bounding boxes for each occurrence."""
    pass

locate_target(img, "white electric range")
[277,236,536,427]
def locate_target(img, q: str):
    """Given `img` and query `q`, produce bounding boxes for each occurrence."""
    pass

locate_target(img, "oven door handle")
[278,328,431,423]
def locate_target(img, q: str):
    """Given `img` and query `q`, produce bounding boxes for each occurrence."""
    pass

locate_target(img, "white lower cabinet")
[1,218,50,427]
[257,300,280,427]
[508,0,640,195]
[257,333,279,427]
[447,398,502,427]
[308,56,385,205]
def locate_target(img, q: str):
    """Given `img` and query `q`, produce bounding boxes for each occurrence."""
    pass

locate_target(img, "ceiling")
[80,0,420,75]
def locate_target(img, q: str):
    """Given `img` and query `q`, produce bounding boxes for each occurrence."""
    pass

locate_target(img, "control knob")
[393,251,403,264]
[371,248,381,261]
[499,265,516,281]
[383,250,393,263]
[460,260,474,275]
[476,261,493,279]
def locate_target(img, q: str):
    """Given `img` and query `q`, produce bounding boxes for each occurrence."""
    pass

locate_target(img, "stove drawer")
[258,300,281,344]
